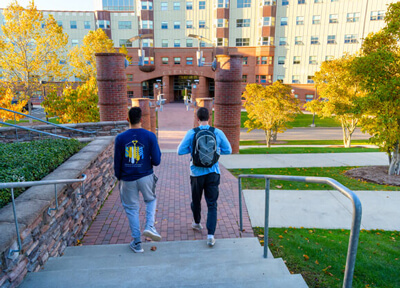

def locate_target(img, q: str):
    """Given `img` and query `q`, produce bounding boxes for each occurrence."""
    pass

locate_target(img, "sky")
[0,0,94,11]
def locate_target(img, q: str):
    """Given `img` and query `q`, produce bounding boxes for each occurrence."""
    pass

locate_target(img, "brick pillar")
[149,99,157,134]
[198,76,208,98]
[162,75,174,103]
[96,53,127,121]
[194,98,213,128]
[131,98,151,131]
[214,54,243,154]
[191,83,199,102]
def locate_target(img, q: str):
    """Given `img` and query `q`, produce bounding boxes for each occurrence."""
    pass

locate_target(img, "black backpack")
[191,127,220,168]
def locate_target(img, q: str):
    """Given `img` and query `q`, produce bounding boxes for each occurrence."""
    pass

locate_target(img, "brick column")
[131,98,151,131]
[191,83,199,102]
[96,53,127,121]
[214,54,243,154]
[162,75,174,103]
[194,98,213,128]
[198,76,208,98]
[149,99,157,134]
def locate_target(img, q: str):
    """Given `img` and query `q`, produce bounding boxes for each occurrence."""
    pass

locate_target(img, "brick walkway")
[82,103,253,245]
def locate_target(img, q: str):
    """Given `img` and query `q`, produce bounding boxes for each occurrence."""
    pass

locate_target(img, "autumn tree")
[305,54,365,148]
[0,0,69,116]
[119,45,132,64]
[352,2,400,175]
[0,88,28,121]
[243,82,300,147]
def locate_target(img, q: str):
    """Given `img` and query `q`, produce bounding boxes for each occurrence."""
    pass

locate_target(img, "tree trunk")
[265,130,272,148]
[341,119,357,148]
[388,142,400,175]
[272,129,278,142]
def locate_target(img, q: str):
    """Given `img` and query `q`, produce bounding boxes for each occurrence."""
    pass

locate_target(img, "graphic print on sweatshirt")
[125,140,144,164]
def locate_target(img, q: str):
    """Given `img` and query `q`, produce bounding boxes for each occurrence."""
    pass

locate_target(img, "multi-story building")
[0,0,393,103]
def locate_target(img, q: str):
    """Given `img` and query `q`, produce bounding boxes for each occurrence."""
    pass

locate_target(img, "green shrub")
[0,139,85,208]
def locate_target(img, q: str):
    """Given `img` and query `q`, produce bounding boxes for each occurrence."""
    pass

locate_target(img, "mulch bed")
[345,166,400,187]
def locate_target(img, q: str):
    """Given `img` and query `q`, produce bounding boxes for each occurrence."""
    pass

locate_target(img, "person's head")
[197,107,209,122]
[128,107,142,125]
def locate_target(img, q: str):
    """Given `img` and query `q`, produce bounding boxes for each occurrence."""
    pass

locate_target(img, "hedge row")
[0,139,86,208]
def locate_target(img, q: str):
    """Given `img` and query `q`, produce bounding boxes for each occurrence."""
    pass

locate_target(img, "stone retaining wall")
[0,137,116,287]
[0,121,129,143]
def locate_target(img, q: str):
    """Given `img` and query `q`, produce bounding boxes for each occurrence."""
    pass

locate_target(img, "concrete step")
[20,238,308,288]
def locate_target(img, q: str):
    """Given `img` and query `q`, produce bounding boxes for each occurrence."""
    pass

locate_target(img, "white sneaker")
[207,236,215,247]
[192,221,203,231]
[143,226,162,241]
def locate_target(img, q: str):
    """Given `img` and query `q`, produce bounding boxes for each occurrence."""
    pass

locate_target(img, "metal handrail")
[0,174,87,258]
[0,107,96,140]
[238,174,362,288]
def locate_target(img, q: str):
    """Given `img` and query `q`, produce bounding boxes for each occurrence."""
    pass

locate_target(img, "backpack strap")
[193,127,200,134]
[208,126,215,133]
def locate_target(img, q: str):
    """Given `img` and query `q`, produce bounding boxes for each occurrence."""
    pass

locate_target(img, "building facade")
[0,0,394,103]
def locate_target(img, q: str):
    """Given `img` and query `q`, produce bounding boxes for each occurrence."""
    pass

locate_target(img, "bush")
[0,139,86,208]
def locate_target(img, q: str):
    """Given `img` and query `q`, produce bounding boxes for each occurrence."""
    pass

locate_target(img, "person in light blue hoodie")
[177,107,232,247]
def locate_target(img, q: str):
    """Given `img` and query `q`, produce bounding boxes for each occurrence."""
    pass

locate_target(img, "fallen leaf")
[315,260,319,265]
[303,254,309,261]
[150,246,157,251]
[278,235,284,239]
[275,185,283,189]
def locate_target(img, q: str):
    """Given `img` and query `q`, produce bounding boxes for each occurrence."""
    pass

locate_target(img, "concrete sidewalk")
[243,189,400,230]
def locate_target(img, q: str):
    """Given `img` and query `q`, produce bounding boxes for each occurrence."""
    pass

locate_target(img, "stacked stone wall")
[0,137,116,287]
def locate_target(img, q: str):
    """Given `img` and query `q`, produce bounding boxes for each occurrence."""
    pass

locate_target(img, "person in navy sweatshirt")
[114,107,162,253]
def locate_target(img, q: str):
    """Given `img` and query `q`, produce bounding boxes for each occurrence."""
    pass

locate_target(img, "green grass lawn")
[229,167,400,191]
[2,117,60,126]
[239,147,380,154]
[240,140,372,146]
[253,227,400,288]
[241,112,341,128]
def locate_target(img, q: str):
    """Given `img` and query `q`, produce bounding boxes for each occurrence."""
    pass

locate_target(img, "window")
[256,75,270,84]
[331,0,338,2]
[327,35,336,44]
[186,39,193,47]
[292,75,300,83]
[257,56,272,64]
[127,91,134,98]
[243,57,248,65]
[119,39,132,47]
[298,0,305,4]
[162,39,168,47]
[71,39,79,46]
[262,37,274,45]
[309,56,317,65]
[174,21,180,29]
[218,0,229,8]
[278,56,285,65]
[314,0,322,3]
[329,14,338,23]
[57,21,63,27]
[162,57,169,64]
[174,39,181,47]
[145,56,155,64]
[200,42,206,47]
[237,19,250,27]
[264,0,276,5]
[161,21,168,29]
[263,17,275,26]
[186,57,193,65]
[142,39,153,47]
[141,20,153,29]
[295,36,303,45]
[236,38,250,46]
[98,20,110,29]
[217,38,228,46]
[279,37,287,46]
[237,0,251,8]
[199,1,206,9]
[119,21,132,29]
[141,1,153,9]
[199,20,205,28]
[345,34,358,44]
[186,1,193,9]
[218,19,228,28]
[127,74,133,82]
[161,2,168,10]
[347,12,360,22]
[70,21,77,29]
[305,94,314,102]
[293,56,301,64]
[242,75,247,82]
[174,2,180,10]
[281,17,288,26]
[277,75,284,82]
[84,21,91,29]
[325,55,334,61]
[307,76,314,84]
[371,11,385,21]
[311,36,319,44]
[174,57,181,64]
[312,15,321,24]
[282,0,289,5]
[296,16,304,25]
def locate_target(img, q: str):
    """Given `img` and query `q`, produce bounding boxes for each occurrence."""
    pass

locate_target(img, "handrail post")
[8,188,22,258]
[238,177,243,231]
[47,184,59,216]
[263,178,270,258]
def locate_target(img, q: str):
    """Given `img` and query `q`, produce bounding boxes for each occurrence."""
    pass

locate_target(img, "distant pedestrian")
[177,107,232,247]
[114,107,162,253]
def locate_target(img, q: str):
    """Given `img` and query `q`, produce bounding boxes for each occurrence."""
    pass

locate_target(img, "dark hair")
[128,107,142,125]
[197,107,210,121]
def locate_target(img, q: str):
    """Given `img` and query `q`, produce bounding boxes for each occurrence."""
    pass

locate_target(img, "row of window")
[279,34,358,46]
[278,55,334,66]
[282,0,339,5]
[160,20,205,30]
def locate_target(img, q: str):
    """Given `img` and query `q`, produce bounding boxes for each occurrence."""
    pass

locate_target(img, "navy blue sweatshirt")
[114,128,161,181]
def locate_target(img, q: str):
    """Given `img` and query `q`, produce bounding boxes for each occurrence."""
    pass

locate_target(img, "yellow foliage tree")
[305,54,365,148]
[243,82,300,147]
[69,29,115,81]
[0,88,28,121]
[0,0,69,115]
[119,45,132,64]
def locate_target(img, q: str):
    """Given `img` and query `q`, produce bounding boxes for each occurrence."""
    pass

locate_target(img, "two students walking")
[114,106,231,253]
